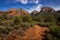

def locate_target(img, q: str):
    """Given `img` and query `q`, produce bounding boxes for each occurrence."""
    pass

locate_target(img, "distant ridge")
[0,7,60,16]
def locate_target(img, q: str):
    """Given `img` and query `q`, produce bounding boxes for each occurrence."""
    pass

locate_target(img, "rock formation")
[31,10,38,15]
[7,8,29,16]
[17,8,29,16]
[7,8,17,16]
[40,7,55,12]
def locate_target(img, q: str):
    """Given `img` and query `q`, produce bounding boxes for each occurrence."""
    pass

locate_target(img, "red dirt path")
[5,25,49,40]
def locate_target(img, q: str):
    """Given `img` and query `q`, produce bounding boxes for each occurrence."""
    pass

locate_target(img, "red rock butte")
[7,8,30,16]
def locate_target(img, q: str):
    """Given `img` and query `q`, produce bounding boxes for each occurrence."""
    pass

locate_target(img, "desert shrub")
[14,16,23,24]
[46,24,60,40]
[46,34,60,40]
[56,16,60,26]
[21,22,31,30]
[13,25,22,30]
[22,15,33,23]
[0,28,10,34]
[50,25,60,37]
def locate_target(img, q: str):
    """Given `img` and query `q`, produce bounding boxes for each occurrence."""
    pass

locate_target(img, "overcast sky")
[0,0,60,13]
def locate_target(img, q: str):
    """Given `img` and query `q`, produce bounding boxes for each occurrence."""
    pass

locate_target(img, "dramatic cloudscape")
[0,0,60,13]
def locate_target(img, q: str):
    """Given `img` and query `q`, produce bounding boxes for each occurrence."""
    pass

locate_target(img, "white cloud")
[29,0,39,4]
[15,0,28,4]
[34,0,39,4]
[14,0,42,13]
[35,4,42,11]
[15,0,39,4]
[27,4,42,13]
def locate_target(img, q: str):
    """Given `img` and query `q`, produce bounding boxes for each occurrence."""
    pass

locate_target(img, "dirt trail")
[5,25,49,40]
[25,25,49,40]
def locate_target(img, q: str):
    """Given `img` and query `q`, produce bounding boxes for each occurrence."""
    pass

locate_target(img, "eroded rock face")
[7,8,29,16]
[7,8,17,16]
[40,7,55,12]
[17,9,30,16]
[31,10,38,15]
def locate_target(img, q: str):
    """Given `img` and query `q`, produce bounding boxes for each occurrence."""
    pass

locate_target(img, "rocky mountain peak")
[31,10,38,15]
[40,7,55,12]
